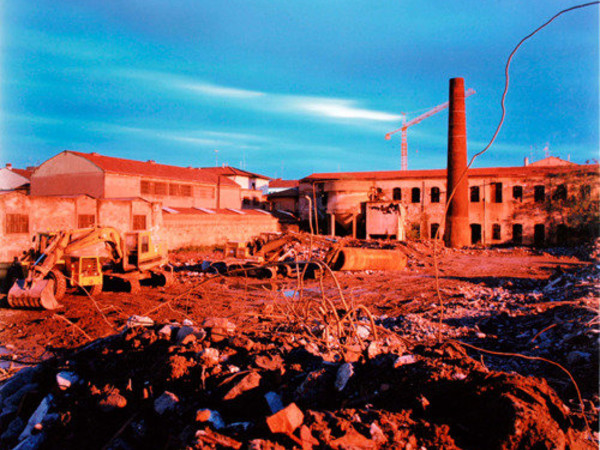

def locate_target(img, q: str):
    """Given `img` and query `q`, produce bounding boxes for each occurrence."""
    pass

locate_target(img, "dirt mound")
[0,320,592,449]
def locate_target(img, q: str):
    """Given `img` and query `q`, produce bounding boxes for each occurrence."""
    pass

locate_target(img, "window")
[492,224,501,240]
[393,187,402,201]
[580,184,591,199]
[430,187,440,203]
[491,182,503,203]
[534,224,545,246]
[512,224,523,245]
[140,180,151,195]
[556,224,568,244]
[512,186,523,201]
[78,214,95,228]
[534,185,545,203]
[154,182,167,195]
[470,224,482,245]
[180,185,192,197]
[430,223,440,239]
[470,186,480,203]
[169,183,180,196]
[553,184,567,201]
[410,223,420,239]
[6,214,29,234]
[411,187,421,203]
[141,235,149,253]
[197,186,215,199]
[133,215,147,231]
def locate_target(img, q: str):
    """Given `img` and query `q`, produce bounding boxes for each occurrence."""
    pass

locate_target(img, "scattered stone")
[158,324,177,339]
[56,371,79,390]
[154,391,179,415]
[98,389,127,412]
[330,428,375,449]
[195,429,242,449]
[266,402,304,435]
[18,395,53,442]
[223,372,262,401]
[199,347,220,366]
[126,316,154,328]
[334,363,354,392]
[196,409,225,429]
[265,391,284,414]
[394,354,417,367]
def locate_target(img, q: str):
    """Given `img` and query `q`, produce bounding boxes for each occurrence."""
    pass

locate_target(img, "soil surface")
[0,239,597,449]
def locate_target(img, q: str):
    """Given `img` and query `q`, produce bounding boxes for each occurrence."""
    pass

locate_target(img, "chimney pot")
[524,157,529,166]
[5,163,12,170]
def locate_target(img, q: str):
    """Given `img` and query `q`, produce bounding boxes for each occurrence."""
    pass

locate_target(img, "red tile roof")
[269,179,299,188]
[12,168,34,180]
[302,163,599,182]
[267,188,299,199]
[68,151,238,187]
[200,166,271,180]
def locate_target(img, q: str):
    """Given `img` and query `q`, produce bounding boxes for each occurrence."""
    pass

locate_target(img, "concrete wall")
[217,186,242,209]
[0,192,155,261]
[162,212,280,249]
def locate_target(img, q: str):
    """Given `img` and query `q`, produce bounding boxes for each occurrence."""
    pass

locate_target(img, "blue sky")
[1,1,598,179]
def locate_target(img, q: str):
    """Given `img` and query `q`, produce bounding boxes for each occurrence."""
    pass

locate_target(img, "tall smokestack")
[444,77,470,248]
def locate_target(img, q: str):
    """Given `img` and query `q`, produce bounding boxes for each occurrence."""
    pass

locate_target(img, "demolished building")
[298,156,599,246]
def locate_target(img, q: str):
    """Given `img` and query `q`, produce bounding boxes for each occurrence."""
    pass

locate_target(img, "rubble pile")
[0,316,593,449]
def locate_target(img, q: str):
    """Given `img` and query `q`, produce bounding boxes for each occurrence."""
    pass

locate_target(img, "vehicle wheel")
[128,278,141,294]
[151,269,173,288]
[86,284,102,296]
[47,269,67,300]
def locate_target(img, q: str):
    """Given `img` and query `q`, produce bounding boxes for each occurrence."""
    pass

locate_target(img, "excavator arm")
[9,227,127,309]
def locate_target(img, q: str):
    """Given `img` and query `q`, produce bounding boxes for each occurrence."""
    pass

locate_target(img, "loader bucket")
[7,279,62,310]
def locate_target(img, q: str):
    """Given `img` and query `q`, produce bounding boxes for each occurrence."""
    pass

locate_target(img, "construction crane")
[385,88,476,170]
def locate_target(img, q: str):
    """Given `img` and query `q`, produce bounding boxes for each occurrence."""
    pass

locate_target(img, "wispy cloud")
[288,98,403,122]
[115,69,402,125]
[179,82,265,99]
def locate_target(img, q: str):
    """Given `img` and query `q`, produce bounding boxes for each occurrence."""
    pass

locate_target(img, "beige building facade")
[300,158,598,246]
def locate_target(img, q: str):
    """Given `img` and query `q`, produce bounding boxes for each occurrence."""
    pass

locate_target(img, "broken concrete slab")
[266,402,304,435]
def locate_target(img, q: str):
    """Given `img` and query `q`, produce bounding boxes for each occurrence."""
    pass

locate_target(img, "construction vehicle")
[7,227,173,309]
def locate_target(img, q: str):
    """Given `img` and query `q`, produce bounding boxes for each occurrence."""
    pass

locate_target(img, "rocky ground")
[0,238,597,449]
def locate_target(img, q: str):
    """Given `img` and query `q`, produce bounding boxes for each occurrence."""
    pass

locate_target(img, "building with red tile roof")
[200,165,272,207]
[298,157,599,246]
[31,150,241,209]
[0,164,34,192]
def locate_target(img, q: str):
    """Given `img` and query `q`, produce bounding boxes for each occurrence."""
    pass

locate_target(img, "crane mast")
[386,88,475,170]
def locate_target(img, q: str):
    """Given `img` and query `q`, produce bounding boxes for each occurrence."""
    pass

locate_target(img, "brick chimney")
[5,163,12,170]
[444,77,470,248]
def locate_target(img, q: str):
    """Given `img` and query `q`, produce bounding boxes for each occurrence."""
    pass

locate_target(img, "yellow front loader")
[7,227,172,309]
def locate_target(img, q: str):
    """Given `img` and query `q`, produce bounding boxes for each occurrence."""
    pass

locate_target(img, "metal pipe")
[330,247,407,271]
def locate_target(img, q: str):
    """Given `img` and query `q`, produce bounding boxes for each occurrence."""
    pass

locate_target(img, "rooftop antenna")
[543,143,550,158]
[214,149,219,167]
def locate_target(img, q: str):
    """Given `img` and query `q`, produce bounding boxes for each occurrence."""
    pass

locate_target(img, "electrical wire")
[433,0,599,346]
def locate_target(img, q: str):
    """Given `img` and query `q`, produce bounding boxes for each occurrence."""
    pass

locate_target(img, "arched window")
[411,187,421,203]
[430,187,440,203]
[393,187,402,201]
[492,223,501,240]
